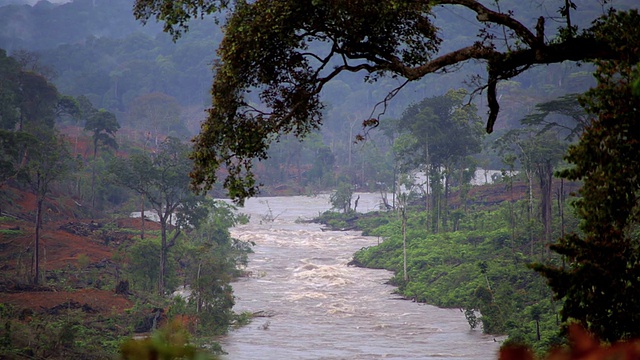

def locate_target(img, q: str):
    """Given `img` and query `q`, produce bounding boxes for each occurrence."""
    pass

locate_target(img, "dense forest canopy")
[133,0,639,203]
[2,0,630,193]
[0,0,161,50]
[1,0,640,356]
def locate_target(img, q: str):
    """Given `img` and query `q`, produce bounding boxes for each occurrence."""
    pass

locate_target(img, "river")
[219,194,500,359]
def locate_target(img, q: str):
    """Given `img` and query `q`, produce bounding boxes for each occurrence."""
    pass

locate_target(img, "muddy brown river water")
[218,194,500,359]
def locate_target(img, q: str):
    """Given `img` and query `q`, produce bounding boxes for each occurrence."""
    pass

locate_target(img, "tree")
[134,1,639,202]
[110,137,201,295]
[24,130,77,284]
[306,141,335,188]
[85,110,120,159]
[0,49,81,283]
[127,92,184,146]
[518,94,587,257]
[0,49,21,130]
[17,71,58,132]
[398,192,409,283]
[533,10,640,342]
[394,89,484,232]
[330,181,354,214]
[182,200,252,335]
[0,130,35,217]
[84,107,120,211]
[495,128,567,257]
[521,94,589,142]
[0,130,32,185]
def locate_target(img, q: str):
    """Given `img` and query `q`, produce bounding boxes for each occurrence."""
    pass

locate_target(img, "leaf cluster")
[533,9,640,343]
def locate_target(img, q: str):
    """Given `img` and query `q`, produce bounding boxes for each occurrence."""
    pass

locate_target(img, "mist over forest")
[1,1,640,359]
[1,0,631,184]
[0,0,616,198]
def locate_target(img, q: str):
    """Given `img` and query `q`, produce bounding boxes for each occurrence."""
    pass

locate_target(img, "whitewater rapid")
[218,194,499,359]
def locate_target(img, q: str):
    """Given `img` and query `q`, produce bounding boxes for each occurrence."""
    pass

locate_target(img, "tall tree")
[521,93,589,142]
[183,200,252,334]
[0,49,21,130]
[0,130,33,216]
[495,128,567,257]
[533,10,640,342]
[110,137,201,295]
[127,92,184,146]
[0,49,80,283]
[84,107,120,210]
[394,89,483,232]
[134,1,639,202]
[24,130,77,284]
[330,181,354,214]
[519,94,587,256]
[17,70,59,132]
[1,49,79,132]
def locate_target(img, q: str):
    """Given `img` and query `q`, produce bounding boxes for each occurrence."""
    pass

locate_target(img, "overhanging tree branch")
[134,0,639,201]
[433,0,538,47]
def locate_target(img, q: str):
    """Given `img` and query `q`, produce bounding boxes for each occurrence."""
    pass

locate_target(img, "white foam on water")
[219,194,500,360]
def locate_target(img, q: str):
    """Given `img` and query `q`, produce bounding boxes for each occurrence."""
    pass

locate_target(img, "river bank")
[219,194,500,359]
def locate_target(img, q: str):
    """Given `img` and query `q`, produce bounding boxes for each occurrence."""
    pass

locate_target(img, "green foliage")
[110,137,202,294]
[126,236,177,293]
[183,0,439,201]
[353,199,574,353]
[0,49,21,131]
[133,0,224,40]
[315,210,348,230]
[306,143,336,187]
[84,108,120,157]
[120,320,216,360]
[393,89,484,232]
[396,89,484,173]
[176,200,253,335]
[0,228,23,237]
[533,9,640,343]
[330,182,354,214]
[520,93,588,141]
[231,311,253,328]
[0,305,130,359]
[494,103,575,259]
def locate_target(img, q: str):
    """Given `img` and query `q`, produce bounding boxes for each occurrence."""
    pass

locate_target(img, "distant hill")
[0,0,161,51]
[2,0,638,181]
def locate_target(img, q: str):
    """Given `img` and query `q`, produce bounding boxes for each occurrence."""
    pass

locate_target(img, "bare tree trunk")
[159,220,166,295]
[423,137,431,233]
[392,163,397,210]
[34,189,43,285]
[558,178,566,269]
[197,262,202,313]
[141,195,145,240]
[538,161,553,258]
[443,166,450,232]
[402,207,408,282]
[526,169,534,257]
[509,175,516,256]
[91,145,97,213]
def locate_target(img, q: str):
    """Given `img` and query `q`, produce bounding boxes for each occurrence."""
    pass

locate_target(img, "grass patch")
[0,229,23,237]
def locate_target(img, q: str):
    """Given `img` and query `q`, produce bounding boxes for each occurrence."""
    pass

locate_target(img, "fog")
[0,0,71,4]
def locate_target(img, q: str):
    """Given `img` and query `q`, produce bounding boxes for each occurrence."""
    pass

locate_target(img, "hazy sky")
[1,0,72,4]
[29,0,72,3]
